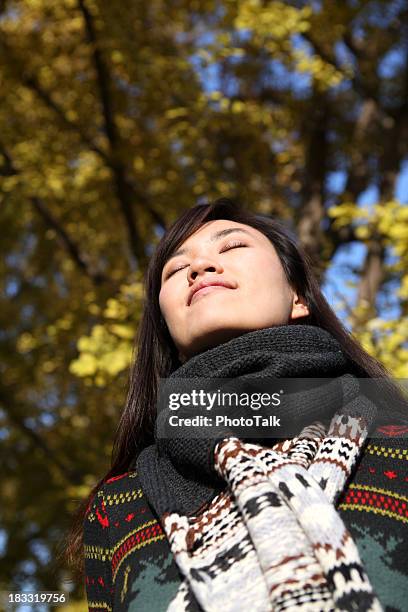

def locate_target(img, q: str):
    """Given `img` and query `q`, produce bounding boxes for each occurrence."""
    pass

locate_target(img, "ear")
[289,293,310,320]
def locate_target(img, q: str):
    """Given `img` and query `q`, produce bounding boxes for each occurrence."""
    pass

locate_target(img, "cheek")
[242,256,291,304]
[159,282,182,321]
[239,252,287,289]
[158,286,170,318]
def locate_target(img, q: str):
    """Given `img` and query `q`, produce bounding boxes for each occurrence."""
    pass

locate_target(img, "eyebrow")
[164,227,254,267]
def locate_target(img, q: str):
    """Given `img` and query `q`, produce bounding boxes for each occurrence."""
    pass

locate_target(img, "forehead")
[179,219,263,247]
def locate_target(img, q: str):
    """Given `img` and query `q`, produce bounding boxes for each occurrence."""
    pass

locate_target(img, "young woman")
[65,198,408,611]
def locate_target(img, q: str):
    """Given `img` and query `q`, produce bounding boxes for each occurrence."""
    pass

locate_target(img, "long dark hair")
[61,197,407,580]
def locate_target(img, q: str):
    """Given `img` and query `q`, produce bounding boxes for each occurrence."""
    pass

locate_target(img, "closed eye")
[220,241,247,252]
[165,241,247,279]
[166,264,187,279]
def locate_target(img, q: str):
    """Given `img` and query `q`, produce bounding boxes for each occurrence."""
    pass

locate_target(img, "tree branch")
[77,0,150,266]
[1,29,166,252]
[355,237,385,318]
[296,94,329,277]
[354,46,408,315]
[30,196,108,285]
[0,142,109,286]
[0,36,109,162]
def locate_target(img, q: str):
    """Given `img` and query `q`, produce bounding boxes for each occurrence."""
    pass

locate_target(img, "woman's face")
[159,219,310,362]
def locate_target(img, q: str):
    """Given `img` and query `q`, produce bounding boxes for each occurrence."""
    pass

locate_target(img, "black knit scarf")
[135,324,378,520]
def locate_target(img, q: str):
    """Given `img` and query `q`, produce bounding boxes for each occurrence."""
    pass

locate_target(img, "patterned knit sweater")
[83,424,408,612]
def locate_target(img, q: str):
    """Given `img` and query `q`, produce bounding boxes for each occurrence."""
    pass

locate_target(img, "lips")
[191,284,229,303]
[187,280,235,305]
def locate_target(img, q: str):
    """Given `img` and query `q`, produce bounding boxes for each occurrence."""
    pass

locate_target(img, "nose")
[187,256,224,283]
